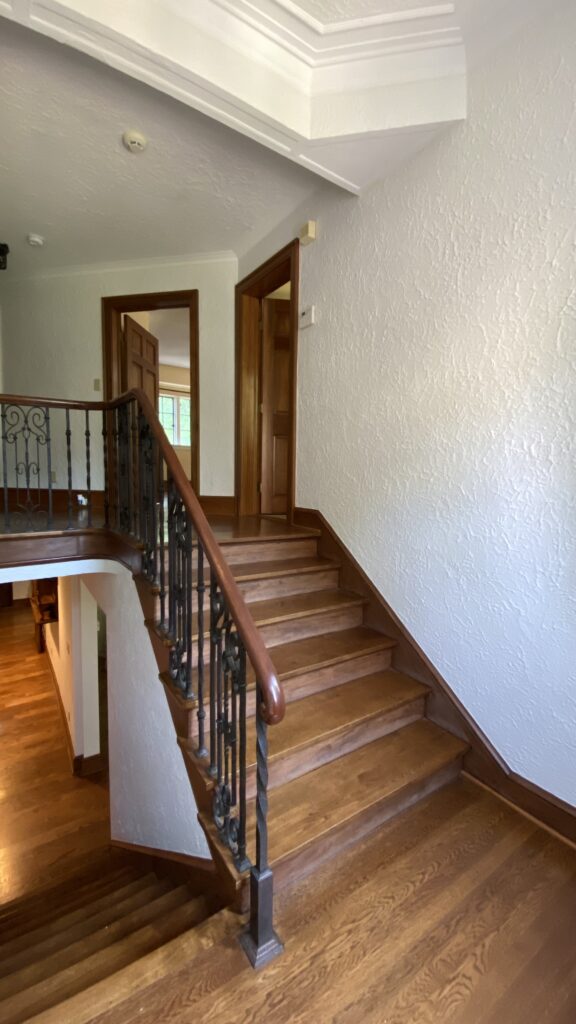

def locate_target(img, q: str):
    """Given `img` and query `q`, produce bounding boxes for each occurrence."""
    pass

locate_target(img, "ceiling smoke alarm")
[27,234,45,247]
[122,130,148,154]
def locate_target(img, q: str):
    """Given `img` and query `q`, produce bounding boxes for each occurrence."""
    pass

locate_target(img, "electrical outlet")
[93,378,101,392]
[50,471,56,483]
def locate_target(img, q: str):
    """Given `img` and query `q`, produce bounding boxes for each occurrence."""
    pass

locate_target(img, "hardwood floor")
[87,779,576,1024]
[0,604,110,905]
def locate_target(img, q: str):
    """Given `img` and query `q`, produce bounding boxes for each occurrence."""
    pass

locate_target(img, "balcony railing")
[0,389,285,968]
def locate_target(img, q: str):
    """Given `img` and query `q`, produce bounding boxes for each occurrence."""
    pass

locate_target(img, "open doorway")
[235,240,299,518]
[102,290,199,491]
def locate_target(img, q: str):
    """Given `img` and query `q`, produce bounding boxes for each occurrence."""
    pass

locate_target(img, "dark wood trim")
[294,505,576,846]
[235,240,300,518]
[73,753,107,777]
[110,839,217,896]
[0,528,143,574]
[465,772,576,847]
[111,837,214,871]
[1,489,105,516]
[45,644,76,773]
[198,495,236,517]
[101,289,200,492]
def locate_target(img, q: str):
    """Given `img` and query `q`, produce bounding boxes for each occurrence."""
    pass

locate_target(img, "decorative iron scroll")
[1,403,52,532]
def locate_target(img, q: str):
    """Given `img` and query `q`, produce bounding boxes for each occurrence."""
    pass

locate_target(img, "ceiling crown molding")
[1,0,467,192]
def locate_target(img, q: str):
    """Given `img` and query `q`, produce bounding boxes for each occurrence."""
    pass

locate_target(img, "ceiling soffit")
[1,0,467,191]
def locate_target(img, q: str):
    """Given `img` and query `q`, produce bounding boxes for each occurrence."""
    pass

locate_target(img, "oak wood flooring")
[90,780,576,1024]
[0,604,110,904]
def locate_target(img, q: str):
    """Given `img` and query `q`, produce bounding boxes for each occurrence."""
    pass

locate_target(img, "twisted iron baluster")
[45,409,53,529]
[102,410,110,529]
[85,409,92,527]
[239,684,283,967]
[65,408,73,529]
[208,571,219,778]
[158,454,166,630]
[196,542,207,757]
[1,404,9,532]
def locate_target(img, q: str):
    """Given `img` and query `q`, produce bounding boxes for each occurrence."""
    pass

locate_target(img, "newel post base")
[238,866,283,969]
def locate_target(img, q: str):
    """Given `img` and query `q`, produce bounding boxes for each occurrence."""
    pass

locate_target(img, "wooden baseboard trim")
[45,644,76,773]
[464,771,576,849]
[198,495,235,517]
[74,753,106,777]
[110,838,215,873]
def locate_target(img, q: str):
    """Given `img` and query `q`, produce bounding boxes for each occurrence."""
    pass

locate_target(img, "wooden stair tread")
[189,554,339,584]
[267,626,397,681]
[0,859,135,924]
[22,909,239,1024]
[252,721,468,866]
[0,898,208,1024]
[0,874,160,959]
[245,588,364,627]
[0,878,174,978]
[246,671,428,766]
[0,884,194,1000]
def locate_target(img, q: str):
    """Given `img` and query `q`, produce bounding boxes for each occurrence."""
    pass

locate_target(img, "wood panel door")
[261,298,292,515]
[122,315,159,407]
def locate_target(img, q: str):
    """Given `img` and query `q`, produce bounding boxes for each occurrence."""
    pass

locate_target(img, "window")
[159,393,191,446]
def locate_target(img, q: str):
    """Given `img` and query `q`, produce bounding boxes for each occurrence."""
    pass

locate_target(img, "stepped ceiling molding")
[0,0,552,192]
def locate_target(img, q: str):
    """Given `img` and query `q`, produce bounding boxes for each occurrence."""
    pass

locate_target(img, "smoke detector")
[122,130,148,154]
[27,234,45,247]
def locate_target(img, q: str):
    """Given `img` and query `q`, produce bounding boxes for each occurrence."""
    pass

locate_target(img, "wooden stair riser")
[213,537,318,565]
[246,695,426,798]
[271,756,464,890]
[0,886,194,1001]
[0,899,209,1024]
[237,566,340,603]
[174,646,396,750]
[255,602,364,649]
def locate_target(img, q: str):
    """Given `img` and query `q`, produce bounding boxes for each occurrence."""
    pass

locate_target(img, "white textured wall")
[240,2,576,803]
[84,568,210,858]
[0,254,237,494]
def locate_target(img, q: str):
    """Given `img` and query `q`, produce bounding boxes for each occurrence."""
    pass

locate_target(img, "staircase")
[0,853,223,1023]
[142,523,468,902]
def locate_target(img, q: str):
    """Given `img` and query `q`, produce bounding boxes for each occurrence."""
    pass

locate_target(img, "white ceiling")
[286,0,422,23]
[0,21,323,277]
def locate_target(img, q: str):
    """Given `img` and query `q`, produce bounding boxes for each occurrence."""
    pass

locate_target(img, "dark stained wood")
[198,495,236,517]
[101,289,200,492]
[121,315,159,407]
[0,605,110,905]
[0,528,142,574]
[261,298,292,515]
[235,239,299,517]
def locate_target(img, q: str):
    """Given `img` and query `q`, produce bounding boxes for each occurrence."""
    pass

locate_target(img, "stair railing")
[0,389,285,968]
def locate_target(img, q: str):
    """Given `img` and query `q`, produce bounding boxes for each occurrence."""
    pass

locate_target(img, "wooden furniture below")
[29,577,58,653]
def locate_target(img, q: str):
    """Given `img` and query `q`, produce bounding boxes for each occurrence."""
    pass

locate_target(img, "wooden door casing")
[261,299,291,515]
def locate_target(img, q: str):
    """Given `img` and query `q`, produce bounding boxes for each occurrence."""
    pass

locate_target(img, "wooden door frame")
[102,289,199,492]
[235,240,300,518]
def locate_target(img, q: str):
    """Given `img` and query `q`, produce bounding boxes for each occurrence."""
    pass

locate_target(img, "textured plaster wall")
[0,254,237,495]
[240,2,576,803]
[84,567,210,858]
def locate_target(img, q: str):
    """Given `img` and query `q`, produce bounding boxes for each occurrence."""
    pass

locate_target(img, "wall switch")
[50,470,57,483]
[93,378,101,392]
[300,305,315,329]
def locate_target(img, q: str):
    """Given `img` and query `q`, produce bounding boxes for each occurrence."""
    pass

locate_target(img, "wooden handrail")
[0,388,285,726]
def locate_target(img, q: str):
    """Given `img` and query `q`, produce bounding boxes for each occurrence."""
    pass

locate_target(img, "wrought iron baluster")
[45,409,53,529]
[130,400,139,537]
[166,482,193,697]
[102,410,110,529]
[1,403,9,532]
[196,542,207,757]
[65,407,73,529]
[158,455,167,630]
[85,409,92,527]
[209,571,218,778]
[240,685,283,967]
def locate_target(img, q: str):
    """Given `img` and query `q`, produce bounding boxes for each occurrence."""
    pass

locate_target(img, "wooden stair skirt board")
[292,507,576,845]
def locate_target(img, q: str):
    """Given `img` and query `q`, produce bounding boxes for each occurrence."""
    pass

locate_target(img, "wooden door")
[261,299,292,515]
[122,315,159,407]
